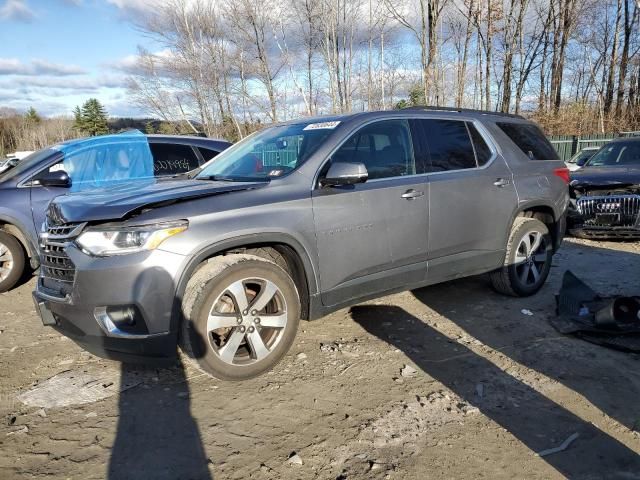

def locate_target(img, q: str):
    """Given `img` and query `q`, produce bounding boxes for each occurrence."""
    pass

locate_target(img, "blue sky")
[0,0,157,117]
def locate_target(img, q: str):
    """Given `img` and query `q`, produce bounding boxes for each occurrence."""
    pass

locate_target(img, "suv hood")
[570,166,640,196]
[47,178,268,224]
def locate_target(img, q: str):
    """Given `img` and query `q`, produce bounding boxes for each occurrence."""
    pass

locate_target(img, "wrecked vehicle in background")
[0,131,230,293]
[568,137,640,239]
[565,146,599,172]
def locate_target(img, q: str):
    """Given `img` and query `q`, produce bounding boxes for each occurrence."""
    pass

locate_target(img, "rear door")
[312,118,429,306]
[413,119,518,283]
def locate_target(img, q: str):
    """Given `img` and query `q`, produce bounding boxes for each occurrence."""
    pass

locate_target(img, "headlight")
[76,221,188,256]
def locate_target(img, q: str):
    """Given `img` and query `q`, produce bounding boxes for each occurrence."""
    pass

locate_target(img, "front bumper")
[568,226,640,239]
[567,197,640,239]
[33,246,187,364]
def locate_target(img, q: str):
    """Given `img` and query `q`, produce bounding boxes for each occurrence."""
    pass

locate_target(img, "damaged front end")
[568,182,640,239]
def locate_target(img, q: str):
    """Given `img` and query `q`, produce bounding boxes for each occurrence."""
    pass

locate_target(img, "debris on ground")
[17,369,142,408]
[553,271,640,352]
[400,364,418,377]
[521,309,534,316]
[287,452,303,465]
[296,352,308,361]
[535,432,580,457]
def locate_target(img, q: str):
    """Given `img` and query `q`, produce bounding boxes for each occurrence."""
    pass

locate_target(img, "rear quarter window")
[496,122,559,160]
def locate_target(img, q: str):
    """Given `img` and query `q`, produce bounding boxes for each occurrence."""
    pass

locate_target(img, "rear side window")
[332,119,415,179]
[149,143,200,176]
[417,119,477,171]
[198,146,221,162]
[467,123,492,166]
[496,122,559,160]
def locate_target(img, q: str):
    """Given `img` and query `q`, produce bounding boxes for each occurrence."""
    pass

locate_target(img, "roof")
[277,106,529,127]
[54,131,231,150]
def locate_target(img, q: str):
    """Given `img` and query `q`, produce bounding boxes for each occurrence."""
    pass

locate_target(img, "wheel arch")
[510,202,563,252]
[0,215,38,263]
[172,233,319,331]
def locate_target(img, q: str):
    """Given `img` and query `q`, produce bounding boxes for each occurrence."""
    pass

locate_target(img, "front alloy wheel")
[181,254,300,380]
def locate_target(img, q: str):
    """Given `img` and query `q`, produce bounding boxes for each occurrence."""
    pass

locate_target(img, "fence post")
[571,136,579,157]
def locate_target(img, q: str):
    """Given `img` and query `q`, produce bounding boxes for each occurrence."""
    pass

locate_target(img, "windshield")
[197,121,338,181]
[585,141,640,167]
[568,149,597,164]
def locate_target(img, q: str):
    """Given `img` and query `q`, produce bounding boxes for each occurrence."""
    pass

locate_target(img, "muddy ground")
[1,237,639,480]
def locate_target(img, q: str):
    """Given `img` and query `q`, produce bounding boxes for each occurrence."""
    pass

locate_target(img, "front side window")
[496,122,559,160]
[331,119,415,179]
[31,131,155,192]
[586,141,640,167]
[197,121,336,181]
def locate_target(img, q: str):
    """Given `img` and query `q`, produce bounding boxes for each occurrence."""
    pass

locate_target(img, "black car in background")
[0,131,231,292]
[568,137,640,238]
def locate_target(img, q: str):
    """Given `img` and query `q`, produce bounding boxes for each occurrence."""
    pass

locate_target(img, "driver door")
[312,119,429,307]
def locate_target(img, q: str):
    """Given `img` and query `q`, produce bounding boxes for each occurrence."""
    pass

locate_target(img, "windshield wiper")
[199,175,270,183]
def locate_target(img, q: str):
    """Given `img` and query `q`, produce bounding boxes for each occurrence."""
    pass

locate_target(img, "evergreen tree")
[72,105,85,133]
[78,98,109,136]
[25,107,40,124]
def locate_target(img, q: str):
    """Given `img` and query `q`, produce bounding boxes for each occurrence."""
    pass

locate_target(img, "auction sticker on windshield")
[303,121,341,130]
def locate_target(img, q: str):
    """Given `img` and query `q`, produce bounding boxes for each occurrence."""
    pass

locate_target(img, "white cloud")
[107,49,175,76]
[0,0,35,22]
[0,58,87,76]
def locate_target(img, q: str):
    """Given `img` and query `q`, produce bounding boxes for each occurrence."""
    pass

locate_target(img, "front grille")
[576,195,640,227]
[39,222,85,289]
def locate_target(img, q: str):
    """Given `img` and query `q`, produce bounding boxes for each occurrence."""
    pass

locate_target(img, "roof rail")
[402,105,525,120]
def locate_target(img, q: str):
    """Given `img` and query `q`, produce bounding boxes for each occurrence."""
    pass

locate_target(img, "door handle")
[401,189,424,199]
[493,178,511,187]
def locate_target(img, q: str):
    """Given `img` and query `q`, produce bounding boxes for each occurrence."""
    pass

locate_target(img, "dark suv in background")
[0,131,230,292]
[33,108,569,380]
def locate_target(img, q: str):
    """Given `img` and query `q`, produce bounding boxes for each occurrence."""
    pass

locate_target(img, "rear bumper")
[33,246,187,364]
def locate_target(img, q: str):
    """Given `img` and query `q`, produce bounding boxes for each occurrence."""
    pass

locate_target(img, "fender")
[508,200,564,251]
[169,232,320,331]
[0,213,38,261]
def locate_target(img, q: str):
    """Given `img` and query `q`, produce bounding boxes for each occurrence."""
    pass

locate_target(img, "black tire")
[0,231,25,293]
[180,254,300,381]
[490,217,553,297]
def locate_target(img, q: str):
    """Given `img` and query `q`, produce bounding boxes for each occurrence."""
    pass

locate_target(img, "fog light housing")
[94,305,148,337]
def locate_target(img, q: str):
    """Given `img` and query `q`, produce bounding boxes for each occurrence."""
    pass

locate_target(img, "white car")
[0,151,34,175]
[565,146,599,171]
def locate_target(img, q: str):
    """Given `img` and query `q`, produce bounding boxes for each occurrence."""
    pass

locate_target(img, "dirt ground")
[1,237,640,480]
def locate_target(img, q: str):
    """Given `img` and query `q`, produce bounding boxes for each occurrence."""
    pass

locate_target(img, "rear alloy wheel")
[0,231,25,293]
[490,217,553,297]
[180,254,300,380]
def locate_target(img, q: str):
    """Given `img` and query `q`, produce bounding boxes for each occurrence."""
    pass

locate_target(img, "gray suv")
[33,108,569,380]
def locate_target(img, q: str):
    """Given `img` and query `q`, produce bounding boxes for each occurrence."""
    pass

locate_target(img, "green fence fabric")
[548,131,640,161]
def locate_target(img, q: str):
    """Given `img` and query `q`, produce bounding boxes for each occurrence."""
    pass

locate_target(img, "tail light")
[553,167,570,184]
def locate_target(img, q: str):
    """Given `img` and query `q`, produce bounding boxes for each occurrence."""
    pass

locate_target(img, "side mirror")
[576,157,588,167]
[36,170,71,188]
[321,162,368,187]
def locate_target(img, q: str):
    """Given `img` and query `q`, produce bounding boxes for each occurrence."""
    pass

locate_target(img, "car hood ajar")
[570,166,640,188]
[47,179,268,224]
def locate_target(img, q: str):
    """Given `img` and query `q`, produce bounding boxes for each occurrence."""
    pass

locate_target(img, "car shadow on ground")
[351,300,640,478]
[108,359,212,480]
[411,240,640,433]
